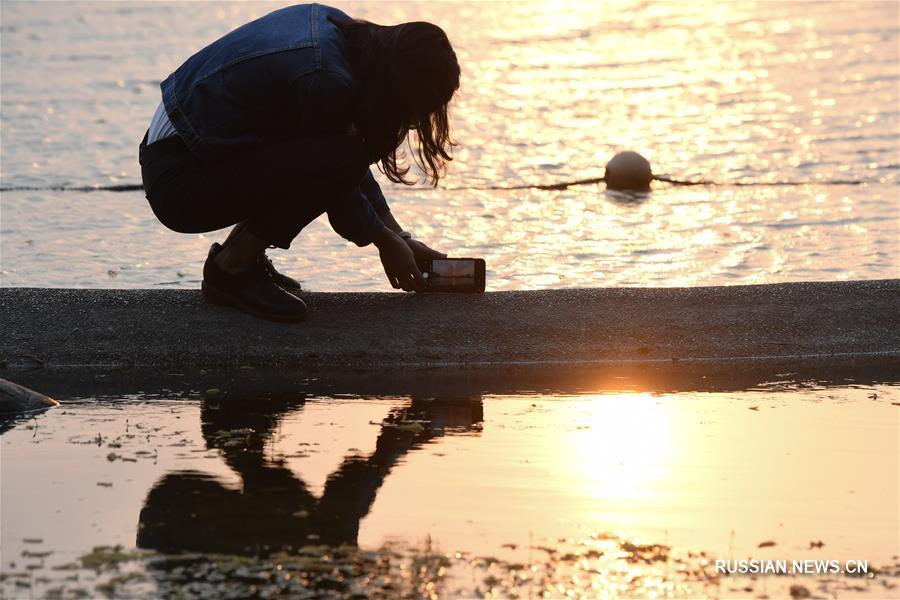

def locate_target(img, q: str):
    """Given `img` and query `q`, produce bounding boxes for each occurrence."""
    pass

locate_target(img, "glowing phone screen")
[429,259,475,290]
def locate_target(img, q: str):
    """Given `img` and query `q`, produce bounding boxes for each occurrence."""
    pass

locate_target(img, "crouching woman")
[139,4,460,321]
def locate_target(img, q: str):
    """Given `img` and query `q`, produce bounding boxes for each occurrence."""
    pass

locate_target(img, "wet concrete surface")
[2,280,899,369]
[4,358,900,404]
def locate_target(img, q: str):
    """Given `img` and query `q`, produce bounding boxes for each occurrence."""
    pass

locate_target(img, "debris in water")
[789,584,811,598]
[79,545,150,571]
[394,422,425,433]
[106,452,136,463]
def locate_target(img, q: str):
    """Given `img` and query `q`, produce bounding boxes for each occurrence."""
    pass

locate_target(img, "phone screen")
[428,259,477,290]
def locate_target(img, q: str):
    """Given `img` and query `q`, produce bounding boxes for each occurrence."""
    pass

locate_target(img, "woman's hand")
[379,211,446,267]
[405,238,447,269]
[374,227,427,292]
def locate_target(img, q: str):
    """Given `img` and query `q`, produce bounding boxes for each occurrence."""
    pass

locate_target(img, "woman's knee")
[147,198,204,234]
[146,186,233,234]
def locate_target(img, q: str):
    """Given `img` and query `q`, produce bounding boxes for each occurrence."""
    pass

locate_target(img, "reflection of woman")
[137,394,483,553]
[139,4,460,321]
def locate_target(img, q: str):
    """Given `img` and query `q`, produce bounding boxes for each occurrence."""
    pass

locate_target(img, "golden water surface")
[1,1,898,289]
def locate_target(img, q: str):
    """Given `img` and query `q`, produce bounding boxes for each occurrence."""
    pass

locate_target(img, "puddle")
[1,369,898,598]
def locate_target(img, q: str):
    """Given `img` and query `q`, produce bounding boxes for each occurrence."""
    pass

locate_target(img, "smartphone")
[424,258,485,293]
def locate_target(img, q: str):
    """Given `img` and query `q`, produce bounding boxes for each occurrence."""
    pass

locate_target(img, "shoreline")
[2,280,898,369]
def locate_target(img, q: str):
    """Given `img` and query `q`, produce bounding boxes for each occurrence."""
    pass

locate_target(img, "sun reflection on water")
[568,394,673,504]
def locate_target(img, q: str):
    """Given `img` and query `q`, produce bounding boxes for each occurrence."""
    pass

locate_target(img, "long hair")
[333,16,460,187]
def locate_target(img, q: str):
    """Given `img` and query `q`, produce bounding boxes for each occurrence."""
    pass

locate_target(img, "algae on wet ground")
[4,535,898,599]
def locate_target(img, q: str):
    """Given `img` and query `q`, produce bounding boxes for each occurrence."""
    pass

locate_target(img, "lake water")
[1,1,898,291]
[1,366,898,598]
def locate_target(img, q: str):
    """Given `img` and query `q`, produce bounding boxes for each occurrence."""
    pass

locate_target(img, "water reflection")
[569,393,670,502]
[603,188,651,206]
[137,393,483,554]
[1,365,898,597]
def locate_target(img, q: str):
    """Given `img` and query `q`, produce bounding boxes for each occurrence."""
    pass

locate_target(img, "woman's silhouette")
[139,4,461,321]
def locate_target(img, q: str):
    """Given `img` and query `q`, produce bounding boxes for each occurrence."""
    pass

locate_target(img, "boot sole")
[201,281,307,323]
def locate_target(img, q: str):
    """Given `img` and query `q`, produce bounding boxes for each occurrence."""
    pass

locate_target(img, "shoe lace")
[257,253,279,285]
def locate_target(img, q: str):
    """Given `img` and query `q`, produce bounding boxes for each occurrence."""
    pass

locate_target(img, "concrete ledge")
[1,281,899,369]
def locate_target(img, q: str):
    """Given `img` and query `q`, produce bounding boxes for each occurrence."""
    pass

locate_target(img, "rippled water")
[1,1,898,290]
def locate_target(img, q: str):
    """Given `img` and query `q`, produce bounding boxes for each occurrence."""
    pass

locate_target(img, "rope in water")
[0,184,145,192]
[441,175,874,192]
[0,176,875,193]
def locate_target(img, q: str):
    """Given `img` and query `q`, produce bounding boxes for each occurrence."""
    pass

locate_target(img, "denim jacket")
[160,3,389,246]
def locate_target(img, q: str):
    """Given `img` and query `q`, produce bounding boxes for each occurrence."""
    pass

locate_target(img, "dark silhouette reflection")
[0,414,27,436]
[603,188,650,206]
[137,393,483,555]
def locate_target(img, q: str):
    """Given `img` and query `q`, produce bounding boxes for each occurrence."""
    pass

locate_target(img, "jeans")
[139,132,383,249]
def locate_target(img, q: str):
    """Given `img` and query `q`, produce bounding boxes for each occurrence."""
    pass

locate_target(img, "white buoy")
[605,151,652,191]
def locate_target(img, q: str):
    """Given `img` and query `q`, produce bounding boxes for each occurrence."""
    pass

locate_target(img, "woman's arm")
[380,210,403,234]
[361,163,447,268]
